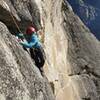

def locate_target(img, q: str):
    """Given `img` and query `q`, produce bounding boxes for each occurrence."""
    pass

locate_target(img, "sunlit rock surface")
[0,0,100,100]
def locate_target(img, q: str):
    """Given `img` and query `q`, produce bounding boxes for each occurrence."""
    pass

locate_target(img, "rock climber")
[16,26,45,73]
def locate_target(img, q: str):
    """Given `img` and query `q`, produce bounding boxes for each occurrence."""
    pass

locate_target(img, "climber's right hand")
[17,38,22,42]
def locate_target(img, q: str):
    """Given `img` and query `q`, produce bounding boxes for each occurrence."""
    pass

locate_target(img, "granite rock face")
[0,22,54,100]
[0,0,100,100]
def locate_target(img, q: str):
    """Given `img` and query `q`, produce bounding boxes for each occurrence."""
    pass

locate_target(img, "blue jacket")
[17,33,41,48]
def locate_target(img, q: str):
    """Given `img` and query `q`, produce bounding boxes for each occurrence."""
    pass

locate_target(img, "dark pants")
[30,47,45,70]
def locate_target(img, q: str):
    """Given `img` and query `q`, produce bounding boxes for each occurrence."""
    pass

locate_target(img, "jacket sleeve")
[20,42,35,48]
[16,33,24,39]
[20,39,37,48]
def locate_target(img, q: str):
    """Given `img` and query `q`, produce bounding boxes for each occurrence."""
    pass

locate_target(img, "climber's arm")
[20,39,37,48]
[16,33,24,39]
[20,42,35,48]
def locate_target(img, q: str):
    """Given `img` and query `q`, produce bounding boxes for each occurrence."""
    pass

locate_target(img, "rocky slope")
[0,0,100,100]
[0,0,54,100]
[67,0,100,40]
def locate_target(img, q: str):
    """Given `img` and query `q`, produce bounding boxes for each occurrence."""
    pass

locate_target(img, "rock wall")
[0,0,100,100]
[0,0,55,98]
[41,0,100,100]
[0,21,54,100]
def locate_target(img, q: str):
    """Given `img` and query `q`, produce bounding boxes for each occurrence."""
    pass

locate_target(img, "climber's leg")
[30,48,38,64]
[35,47,45,68]
[30,47,45,72]
[38,47,45,65]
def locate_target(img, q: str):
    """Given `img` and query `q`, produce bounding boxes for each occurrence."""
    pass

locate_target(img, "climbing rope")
[2,0,22,33]
[2,0,67,44]
[2,0,45,43]
[9,11,22,33]
[2,2,78,99]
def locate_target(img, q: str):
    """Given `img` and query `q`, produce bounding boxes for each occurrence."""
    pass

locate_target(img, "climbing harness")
[2,3,74,98]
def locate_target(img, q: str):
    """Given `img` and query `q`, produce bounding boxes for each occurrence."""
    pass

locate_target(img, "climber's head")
[26,26,36,35]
